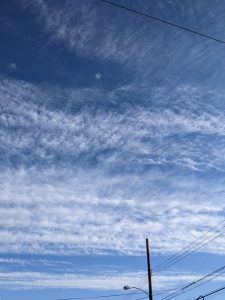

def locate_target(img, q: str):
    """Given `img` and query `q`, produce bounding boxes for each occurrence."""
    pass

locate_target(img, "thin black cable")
[175,268,225,299]
[56,293,143,300]
[123,280,177,300]
[57,288,184,300]
[153,219,225,272]
[153,288,181,296]
[161,271,225,300]
[197,285,225,299]
[205,288,225,299]
[153,224,225,275]
[100,0,225,45]
[165,268,225,300]
[124,275,148,300]
[124,274,153,300]
[160,264,225,300]
[154,228,225,275]
[125,281,180,300]
[134,288,181,299]
[134,297,148,300]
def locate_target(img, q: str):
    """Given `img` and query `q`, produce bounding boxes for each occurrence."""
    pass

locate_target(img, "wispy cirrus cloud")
[20,0,225,87]
[2,78,225,171]
[0,270,144,290]
[1,77,225,256]
[0,166,225,256]
[22,0,155,66]
[0,269,225,290]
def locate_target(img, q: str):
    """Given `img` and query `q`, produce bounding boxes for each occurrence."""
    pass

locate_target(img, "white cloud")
[19,0,170,71]
[1,77,225,256]
[0,166,225,256]
[0,269,224,291]
[95,73,102,80]
[21,0,225,83]
[2,78,225,171]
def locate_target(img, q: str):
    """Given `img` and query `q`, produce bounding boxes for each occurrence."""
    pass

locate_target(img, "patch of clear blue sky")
[1,0,225,90]
[1,0,225,299]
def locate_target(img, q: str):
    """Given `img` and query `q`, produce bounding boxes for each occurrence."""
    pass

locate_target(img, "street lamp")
[123,286,150,297]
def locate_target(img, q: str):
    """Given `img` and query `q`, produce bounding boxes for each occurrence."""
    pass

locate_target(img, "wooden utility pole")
[146,238,153,300]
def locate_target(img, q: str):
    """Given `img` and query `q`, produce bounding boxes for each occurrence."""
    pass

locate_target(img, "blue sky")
[1,0,225,299]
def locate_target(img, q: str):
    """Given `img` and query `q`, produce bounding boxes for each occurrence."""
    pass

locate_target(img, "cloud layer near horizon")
[1,268,225,291]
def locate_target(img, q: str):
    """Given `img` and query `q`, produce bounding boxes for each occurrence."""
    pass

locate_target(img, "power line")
[56,293,143,300]
[123,275,179,300]
[132,288,181,299]
[173,268,225,299]
[100,0,225,45]
[134,297,148,300]
[153,226,225,275]
[124,275,148,300]
[165,270,225,300]
[153,289,181,296]
[196,285,225,299]
[153,221,225,275]
[183,286,225,300]
[56,288,180,300]
[135,293,181,300]
[160,264,225,300]
[124,281,181,300]
[153,219,225,272]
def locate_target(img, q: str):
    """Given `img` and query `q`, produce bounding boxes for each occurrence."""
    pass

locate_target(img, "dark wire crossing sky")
[101,0,225,44]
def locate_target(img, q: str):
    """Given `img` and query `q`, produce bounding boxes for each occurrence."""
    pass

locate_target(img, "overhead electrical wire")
[56,293,143,300]
[183,286,225,300]
[134,289,180,300]
[56,288,178,300]
[153,219,225,272]
[58,275,148,300]
[153,225,225,275]
[123,276,179,300]
[153,288,181,296]
[134,297,148,300]
[170,268,225,300]
[100,0,225,45]
[195,285,225,299]
[160,264,225,300]
[123,275,148,300]
[153,220,225,275]
[124,279,180,300]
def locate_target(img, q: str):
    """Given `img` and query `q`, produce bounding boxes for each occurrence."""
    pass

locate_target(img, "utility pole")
[146,238,153,300]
